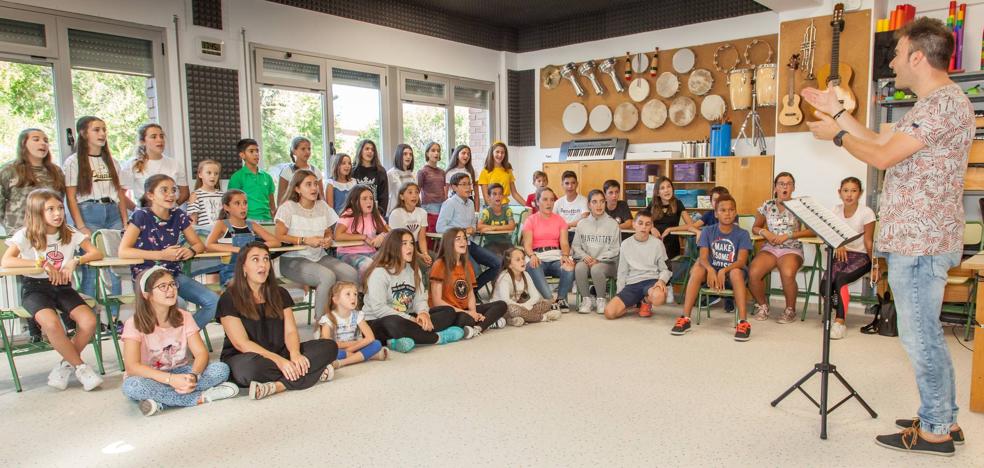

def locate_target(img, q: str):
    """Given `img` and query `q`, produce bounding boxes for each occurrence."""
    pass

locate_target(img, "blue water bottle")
[710,123,732,156]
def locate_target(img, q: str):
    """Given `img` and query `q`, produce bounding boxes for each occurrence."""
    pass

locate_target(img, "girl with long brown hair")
[0,128,66,234]
[478,142,526,206]
[334,184,390,276]
[362,228,465,353]
[217,242,338,400]
[350,139,389,212]
[428,228,508,338]
[121,266,238,416]
[646,176,693,261]
[1,188,103,391]
[122,123,189,205]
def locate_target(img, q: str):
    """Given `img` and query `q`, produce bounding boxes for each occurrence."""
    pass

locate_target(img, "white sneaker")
[595,297,607,315]
[830,321,847,340]
[463,325,482,340]
[201,382,239,403]
[47,361,74,390]
[543,310,562,321]
[74,363,103,391]
[139,399,163,416]
[491,317,506,329]
[666,287,675,304]
[578,297,595,314]
[507,317,525,327]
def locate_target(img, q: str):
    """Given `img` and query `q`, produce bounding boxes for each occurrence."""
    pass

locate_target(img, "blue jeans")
[884,251,961,435]
[527,259,574,302]
[176,274,219,328]
[76,202,122,316]
[122,362,230,409]
[468,242,501,290]
[423,202,442,214]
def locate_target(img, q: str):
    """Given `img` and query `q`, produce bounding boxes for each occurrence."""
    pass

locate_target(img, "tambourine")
[743,39,774,66]
[641,99,667,129]
[613,102,639,132]
[562,102,588,134]
[687,68,714,96]
[669,96,696,127]
[589,104,613,133]
[713,43,740,74]
[655,72,679,98]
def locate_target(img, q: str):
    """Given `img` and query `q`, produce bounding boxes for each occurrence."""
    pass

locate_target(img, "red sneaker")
[638,302,653,317]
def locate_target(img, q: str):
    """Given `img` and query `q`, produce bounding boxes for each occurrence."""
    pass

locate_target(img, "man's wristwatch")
[833,130,849,147]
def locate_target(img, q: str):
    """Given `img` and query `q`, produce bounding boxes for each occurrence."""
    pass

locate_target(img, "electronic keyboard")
[559,138,628,161]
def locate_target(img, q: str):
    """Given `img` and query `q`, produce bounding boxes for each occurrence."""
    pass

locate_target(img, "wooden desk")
[0,266,41,277]
[269,245,306,253]
[960,252,984,412]
[89,258,142,268]
[332,239,366,248]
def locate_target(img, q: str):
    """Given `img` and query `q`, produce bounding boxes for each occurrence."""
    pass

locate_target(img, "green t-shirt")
[228,165,275,221]
[479,206,513,245]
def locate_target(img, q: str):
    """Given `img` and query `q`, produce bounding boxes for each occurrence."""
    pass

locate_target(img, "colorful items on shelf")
[946,2,968,73]
[876,4,915,32]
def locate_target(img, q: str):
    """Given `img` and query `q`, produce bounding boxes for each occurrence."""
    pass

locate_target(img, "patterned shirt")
[0,163,63,234]
[758,199,803,250]
[186,188,224,229]
[479,205,514,244]
[879,84,974,256]
[129,207,192,277]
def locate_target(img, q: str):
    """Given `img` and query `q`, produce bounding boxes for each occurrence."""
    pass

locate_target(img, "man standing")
[803,18,971,456]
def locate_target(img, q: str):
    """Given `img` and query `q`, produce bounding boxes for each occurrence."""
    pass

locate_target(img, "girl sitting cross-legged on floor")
[315,281,389,369]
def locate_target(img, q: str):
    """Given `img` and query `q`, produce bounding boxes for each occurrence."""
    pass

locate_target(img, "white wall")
[8,0,507,170]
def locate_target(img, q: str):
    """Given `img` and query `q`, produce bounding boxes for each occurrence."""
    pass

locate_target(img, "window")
[331,67,383,157]
[398,70,494,171]
[258,87,325,172]
[0,60,59,162]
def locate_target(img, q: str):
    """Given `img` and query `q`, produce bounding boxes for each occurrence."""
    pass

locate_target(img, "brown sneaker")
[777,307,797,324]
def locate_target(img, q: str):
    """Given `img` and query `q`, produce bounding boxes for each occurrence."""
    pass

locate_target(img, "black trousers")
[820,253,872,319]
[368,314,440,345]
[223,339,337,390]
[429,301,508,330]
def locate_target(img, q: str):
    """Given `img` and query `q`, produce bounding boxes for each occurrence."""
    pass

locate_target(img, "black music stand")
[770,197,877,439]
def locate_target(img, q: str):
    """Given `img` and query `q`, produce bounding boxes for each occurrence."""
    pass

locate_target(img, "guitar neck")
[829,28,841,83]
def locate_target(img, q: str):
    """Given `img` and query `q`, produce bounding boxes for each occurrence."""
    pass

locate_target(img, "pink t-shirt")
[337,212,382,255]
[121,310,199,371]
[522,212,567,250]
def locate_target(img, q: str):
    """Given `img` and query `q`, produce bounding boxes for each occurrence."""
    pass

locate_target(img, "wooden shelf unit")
[542,155,774,215]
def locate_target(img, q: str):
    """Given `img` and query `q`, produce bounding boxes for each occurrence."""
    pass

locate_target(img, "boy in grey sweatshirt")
[604,210,672,320]
[572,190,622,314]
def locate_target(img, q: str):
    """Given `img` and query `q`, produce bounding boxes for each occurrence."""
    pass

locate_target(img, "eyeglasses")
[153,281,177,292]
[776,182,794,187]
[456,182,472,186]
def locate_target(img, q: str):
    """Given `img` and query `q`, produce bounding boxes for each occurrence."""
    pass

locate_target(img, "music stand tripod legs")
[732,81,768,155]
[770,245,877,439]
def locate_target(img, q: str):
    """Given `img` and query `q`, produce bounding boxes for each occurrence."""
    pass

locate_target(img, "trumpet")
[801,19,817,80]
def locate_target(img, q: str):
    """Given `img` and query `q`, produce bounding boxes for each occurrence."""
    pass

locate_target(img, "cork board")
[539,34,778,149]
[777,9,871,134]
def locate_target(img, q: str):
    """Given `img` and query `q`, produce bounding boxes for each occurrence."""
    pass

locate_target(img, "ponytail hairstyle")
[131,123,164,175]
[447,144,475,179]
[339,185,387,236]
[484,142,511,172]
[132,267,183,335]
[13,129,66,193]
[218,189,246,220]
[437,228,471,286]
[23,188,72,251]
[139,174,175,208]
[289,136,311,165]
[73,116,122,196]
[363,228,419,287]
[280,169,320,205]
[193,159,221,190]
[354,139,383,171]
[393,143,414,171]
[498,247,529,301]
[647,176,679,221]
[324,281,358,329]
[228,242,285,320]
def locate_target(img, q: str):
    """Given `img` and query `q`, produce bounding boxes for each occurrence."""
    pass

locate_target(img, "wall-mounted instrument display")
[806,3,856,120]
[559,138,629,161]
[542,65,561,90]
[650,47,660,77]
[579,60,605,96]
[779,53,804,126]
[599,58,625,93]
[801,19,817,81]
[561,62,585,97]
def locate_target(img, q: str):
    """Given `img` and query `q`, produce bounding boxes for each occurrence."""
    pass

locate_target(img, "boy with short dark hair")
[478,183,516,255]
[671,194,754,341]
[688,186,731,234]
[227,138,276,221]
[603,211,671,320]
[526,171,548,214]
[554,171,588,228]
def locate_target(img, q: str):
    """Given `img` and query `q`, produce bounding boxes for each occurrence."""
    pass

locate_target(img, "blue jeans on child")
[122,362,230,409]
[884,251,962,435]
[423,203,442,214]
[76,201,122,317]
[468,242,501,290]
[176,274,219,328]
[338,340,383,360]
[527,260,574,302]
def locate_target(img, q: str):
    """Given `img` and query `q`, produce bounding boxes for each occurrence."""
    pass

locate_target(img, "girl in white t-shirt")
[276,136,324,206]
[122,123,190,205]
[387,181,433,267]
[274,169,358,321]
[121,266,238,416]
[315,282,388,368]
[826,177,877,340]
[492,247,562,326]
[1,188,104,391]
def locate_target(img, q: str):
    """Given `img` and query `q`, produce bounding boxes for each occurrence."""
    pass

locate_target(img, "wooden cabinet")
[715,155,775,214]
[542,162,579,197]
[578,160,623,197]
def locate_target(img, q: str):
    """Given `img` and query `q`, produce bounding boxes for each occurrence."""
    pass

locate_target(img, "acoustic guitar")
[779,53,803,126]
[805,3,856,121]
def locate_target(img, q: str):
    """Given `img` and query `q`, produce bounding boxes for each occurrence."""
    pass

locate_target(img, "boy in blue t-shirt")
[672,194,754,341]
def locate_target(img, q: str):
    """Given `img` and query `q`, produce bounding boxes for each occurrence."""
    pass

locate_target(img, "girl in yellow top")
[477,142,526,206]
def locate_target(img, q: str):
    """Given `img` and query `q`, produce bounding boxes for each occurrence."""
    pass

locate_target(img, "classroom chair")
[0,243,106,392]
[941,220,983,340]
